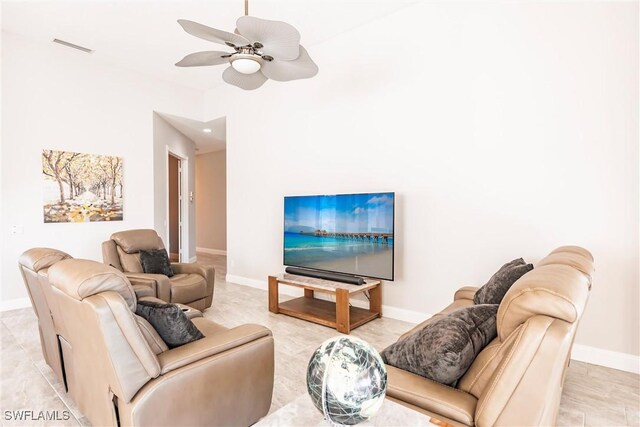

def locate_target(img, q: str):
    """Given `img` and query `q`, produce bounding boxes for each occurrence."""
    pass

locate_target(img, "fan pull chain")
[244,0,249,16]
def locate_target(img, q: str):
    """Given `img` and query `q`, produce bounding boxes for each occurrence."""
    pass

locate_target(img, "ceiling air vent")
[52,39,94,54]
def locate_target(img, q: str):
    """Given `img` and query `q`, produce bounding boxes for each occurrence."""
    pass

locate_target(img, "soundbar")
[285,267,365,285]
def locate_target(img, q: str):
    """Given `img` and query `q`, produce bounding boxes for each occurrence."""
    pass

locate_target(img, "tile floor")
[0,253,638,426]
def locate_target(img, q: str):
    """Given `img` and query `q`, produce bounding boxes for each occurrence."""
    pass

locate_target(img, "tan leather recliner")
[386,246,594,426]
[102,229,214,310]
[18,248,73,387]
[47,258,274,427]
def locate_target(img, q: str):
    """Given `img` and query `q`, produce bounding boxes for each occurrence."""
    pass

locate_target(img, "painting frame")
[42,149,123,223]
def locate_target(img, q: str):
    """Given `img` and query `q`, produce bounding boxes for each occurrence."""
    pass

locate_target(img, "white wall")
[153,114,197,261]
[0,14,4,300]
[195,150,227,252]
[1,32,202,304]
[204,2,639,358]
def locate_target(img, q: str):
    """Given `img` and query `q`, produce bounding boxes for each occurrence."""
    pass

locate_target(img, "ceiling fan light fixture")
[230,55,262,74]
[175,5,318,90]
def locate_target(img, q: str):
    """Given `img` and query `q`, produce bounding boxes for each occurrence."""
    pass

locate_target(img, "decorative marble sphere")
[306,336,388,426]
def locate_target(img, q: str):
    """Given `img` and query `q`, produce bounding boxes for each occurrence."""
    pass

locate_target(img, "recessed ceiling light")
[203,128,212,133]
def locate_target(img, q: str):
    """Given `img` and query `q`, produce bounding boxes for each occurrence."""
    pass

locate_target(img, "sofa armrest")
[131,284,155,299]
[158,324,272,374]
[124,273,157,296]
[386,365,477,426]
[123,326,274,427]
[454,286,479,302]
[124,272,172,302]
[172,262,215,295]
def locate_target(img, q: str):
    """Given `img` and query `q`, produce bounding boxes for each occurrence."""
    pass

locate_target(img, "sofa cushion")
[386,365,477,426]
[135,300,204,348]
[497,264,590,340]
[19,248,73,272]
[536,253,594,288]
[111,229,164,254]
[170,274,207,304]
[140,249,174,277]
[550,245,594,262]
[116,246,143,273]
[474,258,533,305]
[132,284,156,299]
[49,259,137,311]
[381,304,499,386]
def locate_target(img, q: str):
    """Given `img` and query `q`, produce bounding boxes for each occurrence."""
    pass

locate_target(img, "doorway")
[195,149,226,256]
[168,153,182,262]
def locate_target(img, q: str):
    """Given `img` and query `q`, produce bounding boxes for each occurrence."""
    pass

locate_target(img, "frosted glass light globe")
[231,58,261,74]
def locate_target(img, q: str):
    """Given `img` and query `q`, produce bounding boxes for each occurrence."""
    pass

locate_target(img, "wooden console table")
[268,273,382,334]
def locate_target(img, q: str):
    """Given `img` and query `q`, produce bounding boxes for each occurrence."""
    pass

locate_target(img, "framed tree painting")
[42,149,123,223]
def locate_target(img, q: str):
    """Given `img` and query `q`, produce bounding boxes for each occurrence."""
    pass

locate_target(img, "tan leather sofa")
[18,248,73,387]
[102,229,214,310]
[385,246,594,426]
[47,258,274,427]
[17,247,201,394]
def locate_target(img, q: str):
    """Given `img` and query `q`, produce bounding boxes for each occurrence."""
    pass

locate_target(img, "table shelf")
[268,274,382,334]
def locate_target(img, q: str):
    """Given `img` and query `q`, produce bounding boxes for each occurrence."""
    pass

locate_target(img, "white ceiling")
[158,112,226,154]
[1,0,415,91]
[3,0,414,152]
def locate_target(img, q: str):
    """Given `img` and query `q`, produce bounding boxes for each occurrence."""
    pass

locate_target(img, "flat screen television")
[284,192,394,281]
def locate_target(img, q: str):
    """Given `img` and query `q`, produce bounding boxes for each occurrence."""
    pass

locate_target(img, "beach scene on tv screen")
[284,192,394,280]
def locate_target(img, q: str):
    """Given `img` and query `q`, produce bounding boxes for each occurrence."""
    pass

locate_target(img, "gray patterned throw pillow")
[381,304,498,386]
[139,249,174,277]
[473,258,533,305]
[135,300,204,348]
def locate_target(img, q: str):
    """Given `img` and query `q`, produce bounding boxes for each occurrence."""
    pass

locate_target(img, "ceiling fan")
[175,0,318,90]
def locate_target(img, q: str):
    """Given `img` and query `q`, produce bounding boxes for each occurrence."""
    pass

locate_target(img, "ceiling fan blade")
[178,19,250,47]
[175,51,232,67]
[261,46,318,82]
[222,66,268,90]
[236,16,301,61]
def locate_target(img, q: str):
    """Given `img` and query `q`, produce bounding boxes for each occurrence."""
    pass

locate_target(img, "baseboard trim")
[571,344,639,374]
[225,274,640,374]
[0,297,31,312]
[226,274,432,324]
[196,247,227,256]
[226,274,269,291]
[378,305,431,325]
